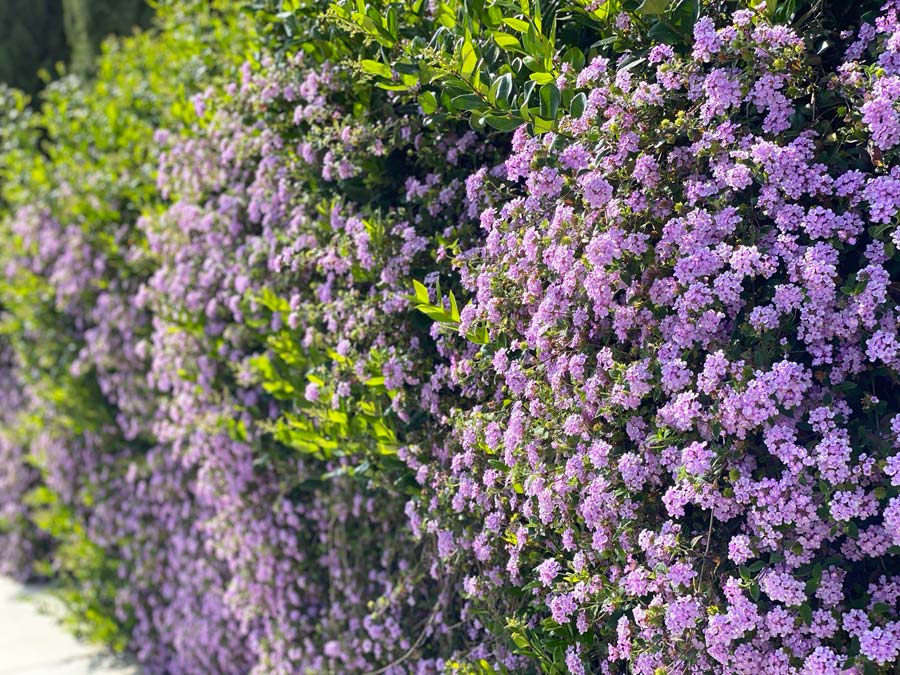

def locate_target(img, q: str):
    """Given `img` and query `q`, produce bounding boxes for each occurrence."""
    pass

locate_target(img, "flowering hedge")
[415,8,900,672]
[0,0,252,653]
[2,0,900,673]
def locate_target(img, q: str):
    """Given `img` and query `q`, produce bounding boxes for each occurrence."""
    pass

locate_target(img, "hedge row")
[2,0,900,673]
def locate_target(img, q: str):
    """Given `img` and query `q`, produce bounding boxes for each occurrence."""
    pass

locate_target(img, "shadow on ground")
[0,577,140,674]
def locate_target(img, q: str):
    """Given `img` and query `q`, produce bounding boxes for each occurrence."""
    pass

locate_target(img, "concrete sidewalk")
[0,577,139,674]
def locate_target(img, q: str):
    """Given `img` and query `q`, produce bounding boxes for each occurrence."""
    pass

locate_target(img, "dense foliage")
[0,0,250,651]
[2,0,900,673]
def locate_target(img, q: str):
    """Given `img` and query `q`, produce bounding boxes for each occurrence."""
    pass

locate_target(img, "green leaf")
[460,34,478,77]
[485,114,522,131]
[562,47,585,71]
[772,0,797,23]
[539,82,560,120]
[489,73,513,108]
[671,0,700,29]
[451,93,485,111]
[412,279,430,304]
[529,72,555,85]
[449,291,460,323]
[531,115,554,133]
[570,92,586,118]
[591,0,621,19]
[493,32,521,50]
[639,0,670,14]
[418,91,438,114]
[416,304,454,323]
[749,582,760,601]
[647,19,683,44]
[360,59,392,79]
[376,82,410,91]
[466,325,490,344]
[477,659,496,675]
[502,17,530,32]
[436,1,456,27]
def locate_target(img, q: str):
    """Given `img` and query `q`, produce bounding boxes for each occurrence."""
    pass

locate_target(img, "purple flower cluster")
[105,50,502,672]
[0,341,46,580]
[402,5,900,672]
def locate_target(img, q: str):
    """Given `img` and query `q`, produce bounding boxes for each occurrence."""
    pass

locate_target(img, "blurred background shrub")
[0,0,150,94]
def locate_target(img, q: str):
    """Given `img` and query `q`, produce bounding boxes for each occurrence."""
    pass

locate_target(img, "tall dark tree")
[0,0,68,94]
[62,0,152,76]
[0,0,152,95]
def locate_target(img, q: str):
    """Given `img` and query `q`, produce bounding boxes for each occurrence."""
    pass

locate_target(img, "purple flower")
[536,558,562,587]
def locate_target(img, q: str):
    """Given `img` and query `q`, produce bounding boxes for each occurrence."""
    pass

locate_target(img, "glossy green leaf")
[451,93,485,111]
[460,34,478,76]
[359,58,392,79]
[492,32,521,50]
[502,17,529,32]
[570,92,586,118]
[412,279,430,304]
[485,113,522,131]
[489,72,513,107]
[529,71,554,84]
[539,82,560,120]
[418,90,438,114]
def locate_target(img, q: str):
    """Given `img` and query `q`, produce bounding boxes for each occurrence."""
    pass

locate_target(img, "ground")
[0,577,139,674]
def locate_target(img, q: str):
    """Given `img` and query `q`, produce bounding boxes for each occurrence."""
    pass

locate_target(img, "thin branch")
[362,583,446,675]
[697,504,716,587]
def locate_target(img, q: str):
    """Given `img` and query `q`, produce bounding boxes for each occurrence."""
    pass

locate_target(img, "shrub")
[2,0,900,673]
[0,0,250,652]
[140,36,502,674]
[410,6,900,672]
